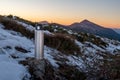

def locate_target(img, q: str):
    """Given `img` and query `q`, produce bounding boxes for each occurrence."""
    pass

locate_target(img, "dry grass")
[0,16,34,38]
[44,33,81,55]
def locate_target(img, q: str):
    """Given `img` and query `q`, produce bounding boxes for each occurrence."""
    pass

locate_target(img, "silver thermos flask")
[35,26,44,60]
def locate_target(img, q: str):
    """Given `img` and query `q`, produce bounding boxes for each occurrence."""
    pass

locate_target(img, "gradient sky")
[0,0,120,28]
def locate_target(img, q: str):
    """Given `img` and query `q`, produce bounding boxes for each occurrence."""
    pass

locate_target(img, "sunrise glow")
[0,0,120,28]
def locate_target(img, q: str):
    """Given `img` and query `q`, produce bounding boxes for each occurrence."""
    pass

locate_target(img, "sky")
[0,0,120,28]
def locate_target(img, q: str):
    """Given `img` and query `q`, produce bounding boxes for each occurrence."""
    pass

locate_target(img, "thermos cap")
[36,26,41,30]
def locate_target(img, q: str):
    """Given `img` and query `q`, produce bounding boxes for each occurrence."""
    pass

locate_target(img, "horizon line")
[1,14,120,29]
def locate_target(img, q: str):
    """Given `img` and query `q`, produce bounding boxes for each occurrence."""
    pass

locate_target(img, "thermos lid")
[36,26,41,30]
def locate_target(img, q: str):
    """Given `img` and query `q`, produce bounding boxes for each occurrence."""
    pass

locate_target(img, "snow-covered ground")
[0,52,30,80]
[0,24,32,80]
[0,23,62,80]
[16,21,34,32]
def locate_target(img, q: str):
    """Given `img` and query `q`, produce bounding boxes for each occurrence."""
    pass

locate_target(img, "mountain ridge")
[52,19,120,41]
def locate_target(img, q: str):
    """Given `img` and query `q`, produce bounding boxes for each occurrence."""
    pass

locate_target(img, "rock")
[29,59,45,80]
[19,58,86,80]
[20,58,46,80]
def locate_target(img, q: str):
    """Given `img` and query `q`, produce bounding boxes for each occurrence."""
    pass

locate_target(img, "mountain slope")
[69,20,120,41]
[0,15,120,80]
[113,28,120,34]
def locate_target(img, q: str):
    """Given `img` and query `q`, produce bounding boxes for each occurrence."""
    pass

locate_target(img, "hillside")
[0,15,120,80]
[113,28,120,34]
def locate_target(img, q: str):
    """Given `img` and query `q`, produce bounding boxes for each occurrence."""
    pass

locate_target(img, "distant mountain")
[113,28,120,34]
[69,19,120,41]
[38,21,49,26]
[39,21,49,24]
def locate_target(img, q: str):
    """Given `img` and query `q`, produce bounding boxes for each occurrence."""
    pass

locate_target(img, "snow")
[6,30,22,36]
[84,42,105,52]
[106,43,120,54]
[0,25,34,50]
[0,24,4,28]
[54,29,57,32]
[0,61,27,80]
[75,40,83,47]
[0,24,31,80]
[0,48,30,80]
[67,55,85,69]
[16,21,34,32]
[44,46,59,68]
[68,30,73,34]
[43,30,53,35]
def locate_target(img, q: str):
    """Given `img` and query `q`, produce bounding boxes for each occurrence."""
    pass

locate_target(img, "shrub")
[0,17,34,39]
[15,17,36,27]
[7,14,13,18]
[75,33,108,48]
[42,26,54,32]
[99,54,120,80]
[44,33,80,55]
[58,64,86,80]
[86,53,120,80]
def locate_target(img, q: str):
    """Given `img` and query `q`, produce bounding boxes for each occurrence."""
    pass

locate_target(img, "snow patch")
[0,49,30,80]
[16,21,34,32]
[67,55,85,69]
[44,46,59,68]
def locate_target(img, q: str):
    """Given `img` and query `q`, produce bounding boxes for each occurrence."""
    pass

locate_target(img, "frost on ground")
[0,49,30,80]
[0,24,32,80]
[16,21,34,32]
[0,17,120,80]
[0,23,62,80]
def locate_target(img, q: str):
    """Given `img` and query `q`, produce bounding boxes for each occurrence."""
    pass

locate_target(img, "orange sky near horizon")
[23,16,120,28]
[0,0,120,28]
